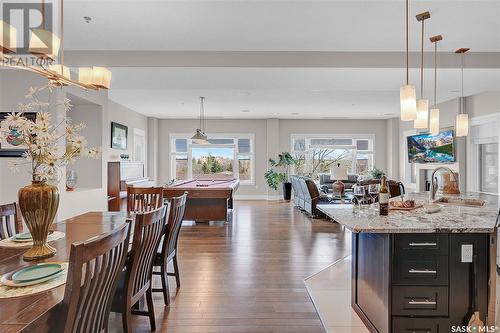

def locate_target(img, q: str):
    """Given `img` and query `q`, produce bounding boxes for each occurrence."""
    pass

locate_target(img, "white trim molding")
[466,112,500,193]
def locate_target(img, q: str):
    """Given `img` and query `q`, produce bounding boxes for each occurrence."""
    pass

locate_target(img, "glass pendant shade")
[48,64,71,79]
[414,99,429,129]
[29,29,61,60]
[0,20,17,53]
[429,108,440,135]
[455,114,469,137]
[78,67,93,84]
[92,67,112,89]
[400,84,417,121]
[78,67,112,89]
[191,129,208,144]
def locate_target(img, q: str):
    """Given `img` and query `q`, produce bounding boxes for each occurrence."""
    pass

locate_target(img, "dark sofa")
[318,173,358,191]
[291,176,329,217]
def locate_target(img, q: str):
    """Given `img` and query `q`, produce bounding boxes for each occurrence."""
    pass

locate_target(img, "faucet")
[430,167,460,200]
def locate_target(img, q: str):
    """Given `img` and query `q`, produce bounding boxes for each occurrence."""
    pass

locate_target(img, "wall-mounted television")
[407,130,455,163]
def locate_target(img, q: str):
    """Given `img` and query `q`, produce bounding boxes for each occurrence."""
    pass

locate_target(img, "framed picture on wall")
[111,122,128,150]
[0,112,37,157]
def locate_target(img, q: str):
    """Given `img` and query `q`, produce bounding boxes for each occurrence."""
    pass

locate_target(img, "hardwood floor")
[109,200,351,333]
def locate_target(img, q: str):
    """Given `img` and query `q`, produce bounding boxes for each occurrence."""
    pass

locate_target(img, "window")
[291,134,374,179]
[170,134,254,185]
[479,143,498,194]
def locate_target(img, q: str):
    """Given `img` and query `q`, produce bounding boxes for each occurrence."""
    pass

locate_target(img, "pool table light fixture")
[192,97,209,144]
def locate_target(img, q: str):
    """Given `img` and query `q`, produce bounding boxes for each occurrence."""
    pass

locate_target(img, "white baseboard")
[234,195,268,200]
[234,195,282,201]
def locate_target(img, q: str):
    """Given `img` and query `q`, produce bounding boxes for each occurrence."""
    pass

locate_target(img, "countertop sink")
[434,197,485,207]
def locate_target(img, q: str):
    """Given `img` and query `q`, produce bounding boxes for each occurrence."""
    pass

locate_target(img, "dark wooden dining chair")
[0,202,22,240]
[152,193,187,305]
[111,205,169,333]
[126,187,164,213]
[60,221,131,333]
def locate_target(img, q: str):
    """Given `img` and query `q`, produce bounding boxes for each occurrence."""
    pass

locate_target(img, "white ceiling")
[108,67,500,119]
[64,0,500,52]
[58,0,500,119]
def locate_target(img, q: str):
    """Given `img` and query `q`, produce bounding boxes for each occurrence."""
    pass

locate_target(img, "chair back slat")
[163,193,187,258]
[0,203,22,240]
[62,221,131,333]
[128,205,168,301]
[127,187,164,214]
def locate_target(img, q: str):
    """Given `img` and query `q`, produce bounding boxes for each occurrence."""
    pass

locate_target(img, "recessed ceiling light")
[241,110,250,113]
[310,89,323,93]
[450,90,460,93]
[83,16,92,23]
[291,112,299,115]
[384,113,394,116]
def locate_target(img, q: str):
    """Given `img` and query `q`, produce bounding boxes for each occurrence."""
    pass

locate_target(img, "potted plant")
[370,167,385,180]
[264,152,298,200]
[0,84,101,261]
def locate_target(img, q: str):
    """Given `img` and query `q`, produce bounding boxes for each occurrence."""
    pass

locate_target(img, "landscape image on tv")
[407,130,455,163]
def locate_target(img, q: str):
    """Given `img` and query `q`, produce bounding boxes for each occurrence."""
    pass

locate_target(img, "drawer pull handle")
[409,242,437,247]
[409,269,437,274]
[408,299,437,305]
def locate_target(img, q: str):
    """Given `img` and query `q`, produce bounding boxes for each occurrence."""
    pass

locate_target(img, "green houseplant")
[264,152,298,200]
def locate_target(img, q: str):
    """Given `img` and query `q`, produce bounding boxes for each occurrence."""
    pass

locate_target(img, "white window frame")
[170,133,255,185]
[290,133,375,175]
[466,113,500,194]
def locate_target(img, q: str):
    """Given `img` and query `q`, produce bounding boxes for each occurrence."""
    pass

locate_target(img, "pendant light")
[429,35,442,135]
[414,12,430,129]
[400,0,417,121]
[455,48,470,137]
[191,97,208,144]
[2,0,111,91]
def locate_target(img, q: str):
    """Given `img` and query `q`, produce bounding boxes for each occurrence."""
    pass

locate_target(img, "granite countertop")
[317,192,500,233]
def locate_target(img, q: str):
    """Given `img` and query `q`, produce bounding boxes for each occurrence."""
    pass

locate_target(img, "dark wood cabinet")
[352,232,491,333]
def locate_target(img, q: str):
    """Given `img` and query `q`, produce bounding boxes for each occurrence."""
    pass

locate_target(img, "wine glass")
[353,185,365,212]
[368,184,380,212]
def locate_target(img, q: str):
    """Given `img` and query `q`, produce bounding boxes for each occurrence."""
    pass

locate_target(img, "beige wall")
[157,118,390,198]
[108,101,149,167]
[0,71,109,219]
[278,119,388,172]
[466,91,500,118]
[158,119,268,197]
[398,92,500,191]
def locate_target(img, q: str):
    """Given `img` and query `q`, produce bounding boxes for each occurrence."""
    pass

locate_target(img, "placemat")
[0,231,66,248]
[0,263,68,299]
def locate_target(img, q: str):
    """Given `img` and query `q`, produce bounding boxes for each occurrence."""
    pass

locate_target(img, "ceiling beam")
[64,51,500,68]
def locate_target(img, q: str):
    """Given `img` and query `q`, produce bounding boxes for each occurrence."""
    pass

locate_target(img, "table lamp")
[331,163,348,196]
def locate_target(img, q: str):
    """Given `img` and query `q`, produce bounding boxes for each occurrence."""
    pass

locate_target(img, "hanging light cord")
[420,18,425,98]
[405,0,409,85]
[202,97,205,133]
[433,41,437,107]
[460,53,464,114]
[199,97,203,131]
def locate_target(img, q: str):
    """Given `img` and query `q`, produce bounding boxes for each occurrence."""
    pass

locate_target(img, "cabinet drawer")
[392,286,448,316]
[394,234,448,255]
[393,255,448,286]
[392,317,448,333]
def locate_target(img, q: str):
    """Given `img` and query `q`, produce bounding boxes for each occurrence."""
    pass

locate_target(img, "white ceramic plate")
[0,270,63,287]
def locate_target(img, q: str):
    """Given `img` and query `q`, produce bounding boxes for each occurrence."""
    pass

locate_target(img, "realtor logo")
[2,2,55,56]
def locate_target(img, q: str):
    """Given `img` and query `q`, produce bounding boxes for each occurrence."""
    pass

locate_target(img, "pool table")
[163,179,240,222]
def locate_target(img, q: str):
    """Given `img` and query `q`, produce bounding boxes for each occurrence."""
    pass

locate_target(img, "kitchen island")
[317,192,500,333]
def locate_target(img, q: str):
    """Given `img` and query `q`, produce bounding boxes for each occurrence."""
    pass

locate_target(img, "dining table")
[0,211,129,333]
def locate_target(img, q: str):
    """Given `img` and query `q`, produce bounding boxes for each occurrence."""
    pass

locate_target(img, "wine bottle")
[379,176,389,216]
